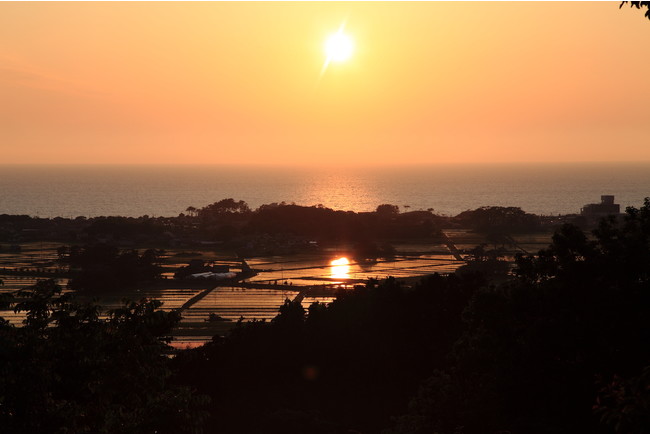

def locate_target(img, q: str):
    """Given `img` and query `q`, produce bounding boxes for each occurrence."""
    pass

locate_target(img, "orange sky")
[1,2,649,165]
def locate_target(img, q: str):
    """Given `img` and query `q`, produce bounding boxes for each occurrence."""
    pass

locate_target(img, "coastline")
[1,162,649,218]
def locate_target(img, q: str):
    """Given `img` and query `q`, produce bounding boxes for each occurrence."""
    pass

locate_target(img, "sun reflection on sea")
[330,257,350,279]
[297,168,380,212]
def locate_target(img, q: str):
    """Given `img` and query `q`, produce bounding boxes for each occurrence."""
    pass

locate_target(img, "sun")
[325,31,354,62]
[319,23,354,79]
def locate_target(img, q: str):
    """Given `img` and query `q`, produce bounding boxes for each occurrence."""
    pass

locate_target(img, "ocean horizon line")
[2,161,650,168]
[2,163,649,219]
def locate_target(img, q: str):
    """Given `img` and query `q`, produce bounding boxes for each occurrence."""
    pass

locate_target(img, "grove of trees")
[2,199,649,433]
[0,280,208,434]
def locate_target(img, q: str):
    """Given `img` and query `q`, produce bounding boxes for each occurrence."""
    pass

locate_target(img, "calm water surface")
[1,163,648,217]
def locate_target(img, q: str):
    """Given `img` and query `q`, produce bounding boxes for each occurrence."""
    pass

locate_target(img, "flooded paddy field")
[246,248,460,286]
[0,241,62,267]
[506,232,556,254]
[0,276,70,326]
[0,234,554,346]
[171,286,301,348]
[170,246,465,347]
[443,229,554,259]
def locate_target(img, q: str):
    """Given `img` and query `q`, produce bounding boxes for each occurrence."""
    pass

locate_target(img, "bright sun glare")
[320,23,353,79]
[325,32,353,62]
[331,257,350,266]
[330,257,350,279]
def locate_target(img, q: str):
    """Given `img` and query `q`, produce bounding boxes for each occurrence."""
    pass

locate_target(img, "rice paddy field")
[507,232,558,254]
[246,251,460,286]
[0,232,555,347]
[443,229,555,259]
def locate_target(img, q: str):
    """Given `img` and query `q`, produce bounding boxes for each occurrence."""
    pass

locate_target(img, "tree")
[198,198,251,219]
[376,203,399,215]
[66,243,163,292]
[389,199,650,434]
[620,1,650,20]
[0,280,209,434]
[173,274,483,434]
[595,366,650,434]
[455,206,540,233]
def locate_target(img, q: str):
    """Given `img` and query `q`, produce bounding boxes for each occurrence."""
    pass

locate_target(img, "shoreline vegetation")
[0,197,583,254]
[1,198,648,434]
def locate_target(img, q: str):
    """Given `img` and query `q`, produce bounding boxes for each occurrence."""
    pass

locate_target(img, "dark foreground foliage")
[173,200,650,434]
[388,199,650,434]
[3,199,649,434]
[173,274,483,434]
[0,280,208,434]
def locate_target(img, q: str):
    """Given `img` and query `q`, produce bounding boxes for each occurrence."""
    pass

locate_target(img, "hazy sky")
[1,2,649,165]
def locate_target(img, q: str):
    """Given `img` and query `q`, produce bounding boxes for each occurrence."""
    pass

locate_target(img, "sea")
[0,163,648,218]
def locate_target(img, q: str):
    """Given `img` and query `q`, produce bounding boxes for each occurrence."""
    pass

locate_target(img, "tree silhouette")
[198,198,251,219]
[173,274,484,434]
[66,243,163,292]
[376,203,399,215]
[0,279,209,433]
[391,198,650,434]
[620,1,650,20]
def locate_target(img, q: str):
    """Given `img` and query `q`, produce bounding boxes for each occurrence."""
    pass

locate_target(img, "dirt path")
[440,231,466,262]
[178,285,219,311]
[505,235,530,255]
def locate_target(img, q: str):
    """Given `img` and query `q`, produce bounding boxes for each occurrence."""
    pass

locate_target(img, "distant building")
[581,195,621,218]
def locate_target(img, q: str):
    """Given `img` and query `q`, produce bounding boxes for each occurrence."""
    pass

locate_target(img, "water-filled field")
[0,234,555,347]
[246,251,461,286]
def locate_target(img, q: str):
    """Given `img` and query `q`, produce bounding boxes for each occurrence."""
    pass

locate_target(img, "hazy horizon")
[3,160,650,168]
[3,162,649,218]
